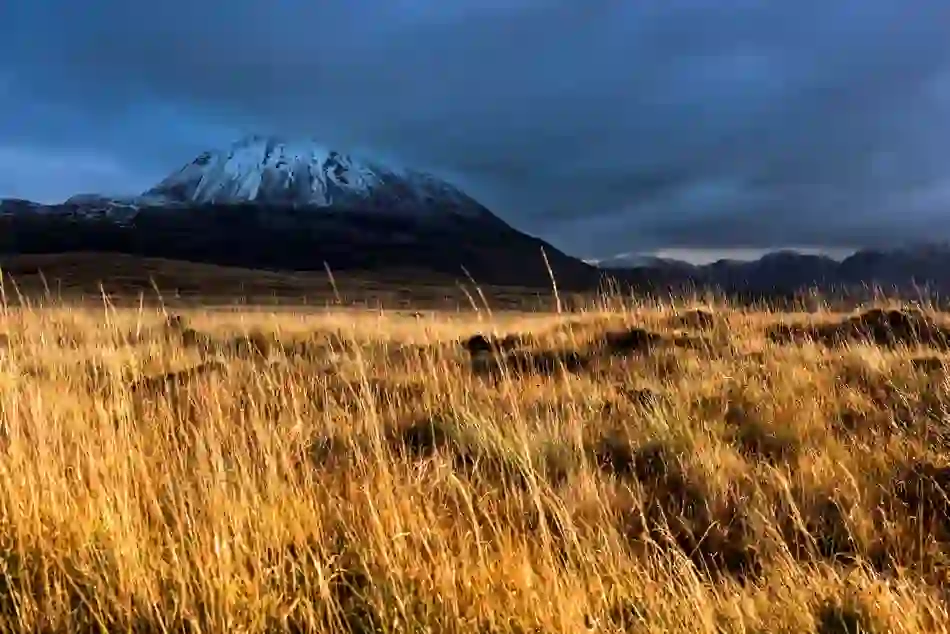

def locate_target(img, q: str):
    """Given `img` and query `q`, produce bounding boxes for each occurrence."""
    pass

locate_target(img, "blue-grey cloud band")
[3,0,950,257]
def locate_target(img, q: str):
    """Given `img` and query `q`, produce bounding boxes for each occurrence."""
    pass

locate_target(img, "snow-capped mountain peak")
[143,134,487,219]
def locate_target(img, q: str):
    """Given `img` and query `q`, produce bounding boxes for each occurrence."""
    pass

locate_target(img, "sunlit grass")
[0,295,949,632]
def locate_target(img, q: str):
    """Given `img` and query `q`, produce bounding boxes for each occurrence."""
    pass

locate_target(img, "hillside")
[0,253,576,310]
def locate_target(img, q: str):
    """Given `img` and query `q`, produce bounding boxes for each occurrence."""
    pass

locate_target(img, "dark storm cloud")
[4,0,950,256]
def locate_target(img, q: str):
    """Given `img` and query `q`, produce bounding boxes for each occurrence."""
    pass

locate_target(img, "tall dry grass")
[0,295,949,633]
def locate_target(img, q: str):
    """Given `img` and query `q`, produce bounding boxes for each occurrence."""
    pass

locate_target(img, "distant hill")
[599,246,950,300]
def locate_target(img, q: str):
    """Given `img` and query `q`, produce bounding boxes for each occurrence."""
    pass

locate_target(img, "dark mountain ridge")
[0,199,599,289]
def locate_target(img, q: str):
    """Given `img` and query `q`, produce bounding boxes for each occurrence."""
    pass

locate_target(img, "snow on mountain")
[587,252,696,270]
[143,135,488,219]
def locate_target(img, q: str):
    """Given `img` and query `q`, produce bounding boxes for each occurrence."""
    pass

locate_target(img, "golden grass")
[1,296,950,633]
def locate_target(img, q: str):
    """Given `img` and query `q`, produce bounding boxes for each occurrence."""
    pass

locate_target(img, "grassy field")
[1,294,950,633]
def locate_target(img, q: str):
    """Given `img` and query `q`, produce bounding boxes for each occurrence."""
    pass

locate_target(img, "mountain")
[144,135,498,220]
[0,136,599,289]
[598,246,950,299]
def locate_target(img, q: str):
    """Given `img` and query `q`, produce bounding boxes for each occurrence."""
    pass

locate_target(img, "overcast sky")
[3,0,950,260]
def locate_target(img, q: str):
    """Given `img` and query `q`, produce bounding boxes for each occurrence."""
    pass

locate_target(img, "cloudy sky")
[3,0,950,261]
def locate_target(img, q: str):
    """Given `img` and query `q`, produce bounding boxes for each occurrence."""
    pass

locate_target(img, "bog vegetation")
[0,294,949,633]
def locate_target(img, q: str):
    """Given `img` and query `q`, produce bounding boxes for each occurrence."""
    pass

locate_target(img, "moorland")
[1,284,950,633]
